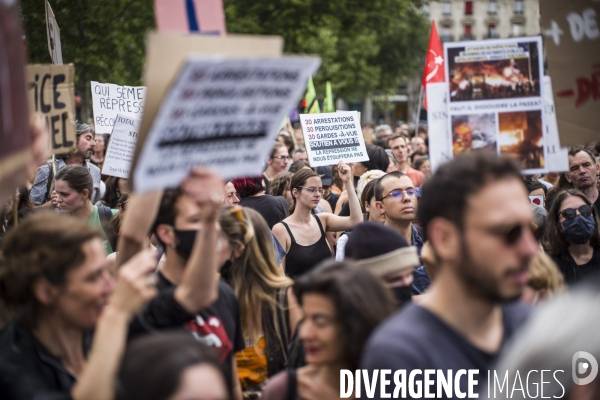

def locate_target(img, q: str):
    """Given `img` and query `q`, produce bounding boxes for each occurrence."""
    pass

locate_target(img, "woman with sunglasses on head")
[543,189,600,285]
[219,207,299,398]
[261,261,396,400]
[272,162,363,278]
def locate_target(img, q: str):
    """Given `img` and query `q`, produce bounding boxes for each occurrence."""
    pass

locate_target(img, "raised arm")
[320,161,363,232]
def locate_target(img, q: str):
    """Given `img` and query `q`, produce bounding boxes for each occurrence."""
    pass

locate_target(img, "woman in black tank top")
[272,161,363,278]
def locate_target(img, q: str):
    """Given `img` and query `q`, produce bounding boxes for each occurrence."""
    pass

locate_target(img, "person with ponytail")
[272,161,363,278]
[219,206,300,397]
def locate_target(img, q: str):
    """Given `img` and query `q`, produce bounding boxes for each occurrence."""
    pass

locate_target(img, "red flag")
[422,21,445,109]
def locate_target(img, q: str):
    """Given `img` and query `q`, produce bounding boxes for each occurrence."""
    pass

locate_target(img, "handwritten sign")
[45,0,63,65]
[26,64,76,154]
[444,36,547,174]
[540,0,599,146]
[102,114,140,179]
[91,82,146,134]
[299,111,368,167]
[426,83,451,172]
[133,56,320,193]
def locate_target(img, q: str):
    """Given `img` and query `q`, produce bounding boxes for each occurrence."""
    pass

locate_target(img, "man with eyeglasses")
[373,171,429,294]
[361,153,538,399]
[565,147,599,216]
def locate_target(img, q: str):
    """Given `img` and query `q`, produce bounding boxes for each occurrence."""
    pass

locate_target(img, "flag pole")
[414,84,424,138]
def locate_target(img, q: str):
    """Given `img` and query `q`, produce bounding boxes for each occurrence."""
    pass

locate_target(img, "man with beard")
[361,153,539,399]
[565,147,599,215]
[30,123,102,206]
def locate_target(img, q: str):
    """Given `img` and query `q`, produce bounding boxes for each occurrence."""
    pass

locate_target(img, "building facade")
[424,0,540,42]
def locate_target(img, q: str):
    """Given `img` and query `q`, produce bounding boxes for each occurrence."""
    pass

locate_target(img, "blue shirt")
[410,224,432,294]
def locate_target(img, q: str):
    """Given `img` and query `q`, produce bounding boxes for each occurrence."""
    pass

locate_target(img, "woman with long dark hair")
[544,189,600,284]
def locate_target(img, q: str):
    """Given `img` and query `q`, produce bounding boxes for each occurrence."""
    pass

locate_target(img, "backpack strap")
[44,163,56,203]
[286,369,297,400]
[98,206,117,250]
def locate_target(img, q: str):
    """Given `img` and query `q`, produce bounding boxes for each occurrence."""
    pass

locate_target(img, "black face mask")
[389,285,413,308]
[173,229,197,259]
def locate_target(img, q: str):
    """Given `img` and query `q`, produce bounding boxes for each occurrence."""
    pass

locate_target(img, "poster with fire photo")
[444,36,547,174]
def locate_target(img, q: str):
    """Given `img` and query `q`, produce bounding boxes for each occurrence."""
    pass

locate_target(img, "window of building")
[464,24,472,35]
[488,23,497,38]
[442,24,452,37]
[488,0,497,15]
[443,1,451,15]
[514,0,524,14]
[512,23,523,36]
[465,1,473,15]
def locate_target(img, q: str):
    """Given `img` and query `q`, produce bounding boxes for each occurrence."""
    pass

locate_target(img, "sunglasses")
[559,205,594,220]
[486,221,543,246]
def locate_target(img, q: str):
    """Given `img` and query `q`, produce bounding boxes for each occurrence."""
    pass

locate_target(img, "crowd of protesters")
[0,117,599,400]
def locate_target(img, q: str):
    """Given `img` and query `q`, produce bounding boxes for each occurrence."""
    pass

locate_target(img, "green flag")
[304,75,321,114]
[323,81,335,113]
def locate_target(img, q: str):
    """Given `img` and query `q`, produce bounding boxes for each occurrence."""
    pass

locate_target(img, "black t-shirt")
[594,196,600,218]
[240,195,289,229]
[325,192,340,211]
[360,302,531,399]
[551,247,600,285]
[129,273,244,366]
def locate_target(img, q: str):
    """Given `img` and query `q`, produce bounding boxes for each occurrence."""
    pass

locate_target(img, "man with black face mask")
[344,222,420,307]
[121,168,244,400]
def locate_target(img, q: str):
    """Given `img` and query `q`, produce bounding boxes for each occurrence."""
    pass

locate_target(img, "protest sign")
[444,36,547,174]
[425,83,451,172]
[0,0,32,180]
[102,114,140,179]
[26,64,76,154]
[540,0,599,146]
[91,82,147,134]
[542,76,569,172]
[45,0,63,65]
[155,0,226,35]
[130,33,284,189]
[299,111,368,167]
[133,56,320,193]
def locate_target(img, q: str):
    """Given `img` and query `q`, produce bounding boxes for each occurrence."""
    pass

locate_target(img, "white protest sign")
[542,76,569,172]
[91,82,147,134]
[134,56,321,193]
[426,83,452,172]
[444,36,548,174]
[45,0,63,65]
[299,111,368,167]
[102,114,141,179]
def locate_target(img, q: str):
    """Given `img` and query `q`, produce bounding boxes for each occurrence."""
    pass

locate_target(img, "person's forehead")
[569,151,595,166]
[383,175,413,190]
[276,147,289,155]
[560,195,586,211]
[175,194,201,218]
[390,137,406,147]
[464,178,532,225]
[71,238,106,279]
[305,176,322,186]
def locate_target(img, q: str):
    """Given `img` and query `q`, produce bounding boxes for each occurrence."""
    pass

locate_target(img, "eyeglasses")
[560,205,594,220]
[272,155,290,161]
[382,188,417,201]
[298,186,324,195]
[485,221,543,246]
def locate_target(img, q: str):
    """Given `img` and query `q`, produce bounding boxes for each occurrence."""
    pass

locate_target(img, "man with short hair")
[30,123,101,206]
[411,136,428,154]
[362,153,538,399]
[292,147,309,163]
[375,124,393,143]
[388,134,425,187]
[374,171,430,293]
[565,147,599,214]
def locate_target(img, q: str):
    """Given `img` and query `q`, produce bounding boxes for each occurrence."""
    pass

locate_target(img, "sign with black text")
[102,114,140,179]
[426,83,451,172]
[299,111,368,167]
[91,81,147,134]
[26,64,76,154]
[133,56,320,192]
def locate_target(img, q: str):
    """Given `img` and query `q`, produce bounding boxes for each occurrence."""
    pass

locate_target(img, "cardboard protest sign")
[130,33,284,189]
[155,0,226,35]
[540,0,600,146]
[26,64,76,154]
[425,83,451,172]
[102,114,140,179]
[445,36,547,174]
[133,56,320,193]
[45,0,63,65]
[91,82,147,134]
[542,76,569,172]
[299,111,368,167]
[0,0,32,179]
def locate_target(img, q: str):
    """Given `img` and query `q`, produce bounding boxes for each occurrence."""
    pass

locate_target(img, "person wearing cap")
[345,222,420,307]
[316,166,339,211]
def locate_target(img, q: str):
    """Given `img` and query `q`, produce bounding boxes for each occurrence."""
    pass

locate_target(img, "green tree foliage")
[20,0,155,120]
[224,0,429,99]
